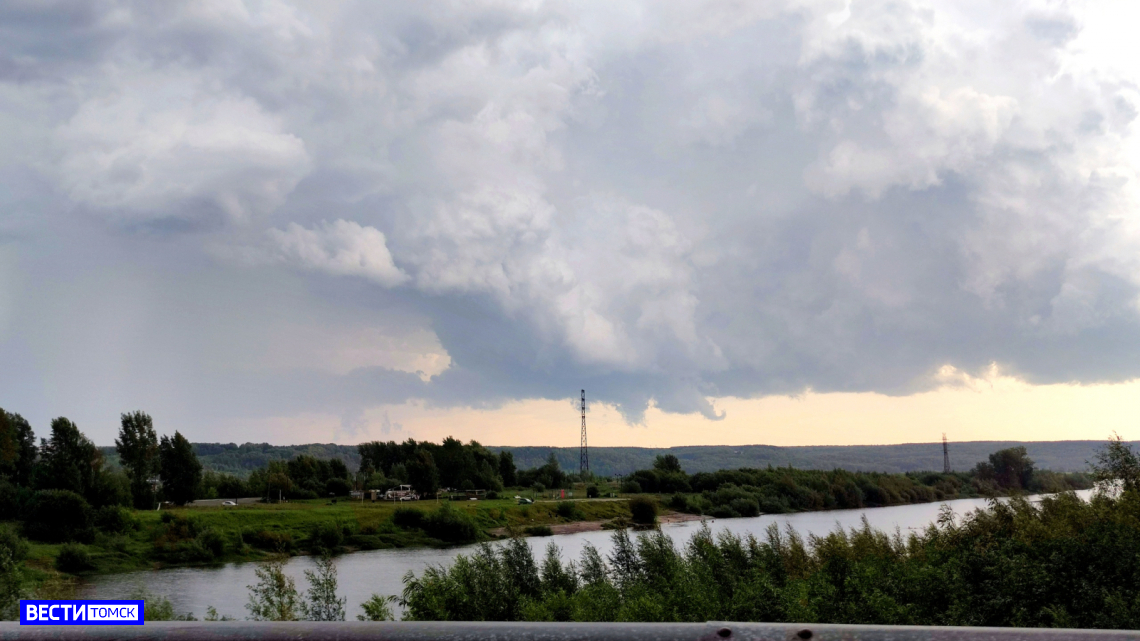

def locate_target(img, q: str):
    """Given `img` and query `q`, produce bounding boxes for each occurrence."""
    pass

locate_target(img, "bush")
[422,504,479,543]
[729,497,761,517]
[392,507,425,529]
[308,521,345,552]
[249,529,294,552]
[197,528,226,558]
[586,485,599,498]
[628,496,658,525]
[95,505,137,534]
[486,491,499,500]
[56,543,94,573]
[324,478,352,497]
[620,480,642,494]
[26,490,93,543]
[525,525,553,536]
[669,493,689,511]
[555,501,583,520]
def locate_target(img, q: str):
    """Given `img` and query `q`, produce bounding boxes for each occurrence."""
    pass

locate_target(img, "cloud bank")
[2,0,1140,440]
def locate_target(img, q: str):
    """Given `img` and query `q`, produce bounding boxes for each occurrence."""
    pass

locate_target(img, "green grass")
[15,495,635,579]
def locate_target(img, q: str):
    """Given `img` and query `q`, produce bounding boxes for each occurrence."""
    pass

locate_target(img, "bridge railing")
[0,622,1136,641]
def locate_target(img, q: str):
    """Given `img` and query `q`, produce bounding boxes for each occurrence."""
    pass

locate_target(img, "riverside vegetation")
[145,437,1136,627]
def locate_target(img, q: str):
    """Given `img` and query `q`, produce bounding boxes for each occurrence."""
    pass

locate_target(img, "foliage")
[517,454,566,490]
[25,489,93,543]
[159,431,202,505]
[587,485,599,498]
[358,594,397,621]
[392,508,425,529]
[974,446,1035,490]
[55,543,94,573]
[0,525,27,618]
[556,501,583,520]
[405,449,440,497]
[401,490,1140,628]
[360,437,503,494]
[116,411,160,509]
[422,503,480,543]
[95,505,138,534]
[628,497,657,525]
[131,587,196,621]
[0,409,36,487]
[36,418,110,506]
[307,521,345,552]
[1092,434,1140,494]
[620,481,641,494]
[301,555,346,621]
[246,559,302,621]
[525,525,553,536]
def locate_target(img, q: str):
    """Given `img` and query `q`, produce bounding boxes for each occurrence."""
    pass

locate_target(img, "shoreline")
[489,510,704,537]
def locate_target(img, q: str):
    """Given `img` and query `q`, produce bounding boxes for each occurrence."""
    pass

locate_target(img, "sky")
[2,0,1140,448]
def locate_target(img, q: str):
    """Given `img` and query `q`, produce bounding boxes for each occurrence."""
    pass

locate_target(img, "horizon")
[3,2,1140,448]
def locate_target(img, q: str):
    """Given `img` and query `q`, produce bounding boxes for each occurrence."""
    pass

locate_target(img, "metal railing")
[0,622,1137,641]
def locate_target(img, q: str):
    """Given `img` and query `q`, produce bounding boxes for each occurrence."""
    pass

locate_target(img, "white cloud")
[268,220,407,287]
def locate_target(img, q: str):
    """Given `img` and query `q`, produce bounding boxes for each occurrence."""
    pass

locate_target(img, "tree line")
[621,447,1091,518]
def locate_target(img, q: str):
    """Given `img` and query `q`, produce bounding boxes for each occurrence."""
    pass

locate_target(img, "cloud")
[268,219,407,287]
[4,0,1140,441]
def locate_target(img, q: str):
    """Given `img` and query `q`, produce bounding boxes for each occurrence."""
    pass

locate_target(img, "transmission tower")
[942,433,951,474]
[580,389,589,476]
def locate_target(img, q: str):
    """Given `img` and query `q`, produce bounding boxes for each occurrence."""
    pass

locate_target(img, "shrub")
[486,491,499,500]
[26,490,93,543]
[392,507,425,529]
[95,505,137,534]
[669,493,688,511]
[729,497,761,517]
[708,505,737,518]
[308,521,345,552]
[586,485,599,498]
[197,528,226,558]
[525,525,553,536]
[620,481,642,494]
[422,504,479,543]
[249,529,294,552]
[56,543,94,573]
[555,501,583,520]
[628,496,658,525]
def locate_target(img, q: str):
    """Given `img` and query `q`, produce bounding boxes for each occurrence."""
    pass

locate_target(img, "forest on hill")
[93,439,1129,478]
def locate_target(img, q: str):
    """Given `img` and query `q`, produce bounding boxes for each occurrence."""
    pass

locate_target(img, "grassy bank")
[17,496,633,579]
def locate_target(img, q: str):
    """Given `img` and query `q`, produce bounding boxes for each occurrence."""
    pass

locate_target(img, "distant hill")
[492,440,1130,477]
[98,439,1128,478]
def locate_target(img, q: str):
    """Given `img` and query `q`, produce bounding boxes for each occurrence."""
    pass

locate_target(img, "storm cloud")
[2,0,1140,441]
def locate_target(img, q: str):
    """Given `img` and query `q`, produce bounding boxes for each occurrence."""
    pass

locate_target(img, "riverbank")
[18,496,636,581]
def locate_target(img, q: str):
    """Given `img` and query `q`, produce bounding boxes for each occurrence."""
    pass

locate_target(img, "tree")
[981,447,1035,490]
[1092,434,1140,495]
[36,418,101,500]
[246,559,301,621]
[159,431,202,505]
[499,451,517,486]
[357,594,397,621]
[302,555,345,621]
[405,448,439,497]
[653,454,683,474]
[0,410,35,486]
[116,411,159,509]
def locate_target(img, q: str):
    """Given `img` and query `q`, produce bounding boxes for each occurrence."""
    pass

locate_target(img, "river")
[78,490,1093,620]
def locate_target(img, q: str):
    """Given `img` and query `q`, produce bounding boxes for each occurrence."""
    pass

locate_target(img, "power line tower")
[943,433,951,473]
[580,389,589,477]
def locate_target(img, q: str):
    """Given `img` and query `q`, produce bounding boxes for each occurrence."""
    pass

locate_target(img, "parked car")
[221,500,236,506]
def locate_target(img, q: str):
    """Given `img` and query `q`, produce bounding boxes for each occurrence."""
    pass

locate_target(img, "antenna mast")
[942,433,951,474]
[580,390,589,477]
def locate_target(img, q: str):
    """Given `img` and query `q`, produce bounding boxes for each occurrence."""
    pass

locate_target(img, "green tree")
[35,418,102,501]
[246,559,301,621]
[302,555,345,621]
[1092,433,1140,494]
[405,448,439,497]
[0,410,35,487]
[499,451,517,486]
[982,446,1035,490]
[159,431,202,505]
[116,411,159,509]
[653,454,683,474]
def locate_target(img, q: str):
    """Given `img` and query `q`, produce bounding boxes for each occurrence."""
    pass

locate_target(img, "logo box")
[20,600,145,625]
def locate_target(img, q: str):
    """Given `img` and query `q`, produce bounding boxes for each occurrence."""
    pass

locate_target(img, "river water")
[78,490,1093,620]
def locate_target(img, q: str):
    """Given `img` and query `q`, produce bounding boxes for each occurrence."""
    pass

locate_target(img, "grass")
[15,494,636,579]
